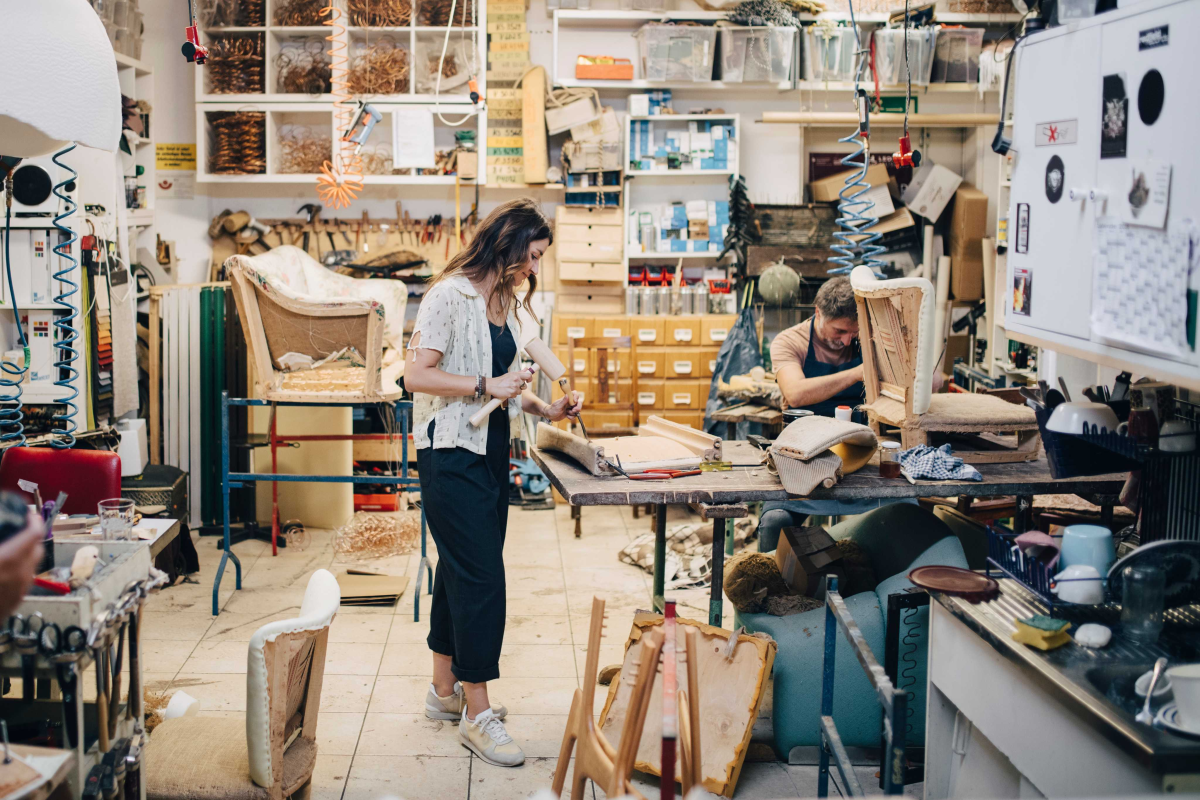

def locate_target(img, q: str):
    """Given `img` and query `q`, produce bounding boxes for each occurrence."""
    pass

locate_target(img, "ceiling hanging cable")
[434,0,481,126]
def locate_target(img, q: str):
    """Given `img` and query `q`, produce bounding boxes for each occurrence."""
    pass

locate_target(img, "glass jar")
[1121,565,1165,642]
[879,441,902,478]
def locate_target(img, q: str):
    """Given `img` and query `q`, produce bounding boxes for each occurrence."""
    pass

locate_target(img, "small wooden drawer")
[666,348,701,378]
[556,285,624,314]
[665,379,704,410]
[701,315,738,345]
[590,350,626,377]
[631,317,664,346]
[700,346,721,378]
[665,317,701,346]
[633,347,665,379]
[554,345,590,378]
[557,224,624,245]
[583,409,633,430]
[593,316,630,339]
[638,409,661,427]
[559,261,626,283]
[554,314,593,345]
[635,379,664,410]
[592,377,632,404]
[664,410,705,429]
[556,205,624,227]
[558,241,623,264]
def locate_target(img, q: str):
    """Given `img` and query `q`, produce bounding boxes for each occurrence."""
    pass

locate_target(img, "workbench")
[530,447,1126,621]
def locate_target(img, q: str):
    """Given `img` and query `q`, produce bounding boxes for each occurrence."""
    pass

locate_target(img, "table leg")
[726,421,737,442]
[215,391,242,616]
[414,507,433,622]
[654,503,667,613]
[1100,504,1114,530]
[710,518,725,626]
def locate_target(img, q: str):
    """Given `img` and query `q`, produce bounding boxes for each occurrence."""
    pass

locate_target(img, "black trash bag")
[703,306,762,438]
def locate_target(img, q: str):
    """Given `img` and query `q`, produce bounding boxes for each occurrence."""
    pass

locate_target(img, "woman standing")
[404,198,582,767]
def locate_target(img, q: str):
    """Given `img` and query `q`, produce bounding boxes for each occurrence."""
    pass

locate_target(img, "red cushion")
[0,448,122,516]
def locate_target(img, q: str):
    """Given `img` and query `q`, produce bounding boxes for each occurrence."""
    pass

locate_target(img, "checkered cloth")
[898,444,983,481]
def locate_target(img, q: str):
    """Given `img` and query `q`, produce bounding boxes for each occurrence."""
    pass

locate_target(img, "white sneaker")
[425,682,508,720]
[460,707,525,767]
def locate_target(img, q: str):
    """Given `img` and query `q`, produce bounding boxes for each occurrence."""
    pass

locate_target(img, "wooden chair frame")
[227,256,398,403]
[553,597,663,800]
[677,627,702,797]
[261,628,330,799]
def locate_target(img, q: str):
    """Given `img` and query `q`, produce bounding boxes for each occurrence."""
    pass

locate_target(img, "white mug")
[1052,564,1104,604]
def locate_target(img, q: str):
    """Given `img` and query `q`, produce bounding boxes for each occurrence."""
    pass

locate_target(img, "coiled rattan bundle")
[208,111,266,174]
[207,33,265,94]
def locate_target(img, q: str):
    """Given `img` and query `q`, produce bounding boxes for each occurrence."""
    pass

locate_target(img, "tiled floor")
[143,504,902,799]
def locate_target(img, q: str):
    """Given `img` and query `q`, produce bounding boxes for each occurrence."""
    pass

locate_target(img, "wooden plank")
[531,447,1126,507]
[521,65,548,184]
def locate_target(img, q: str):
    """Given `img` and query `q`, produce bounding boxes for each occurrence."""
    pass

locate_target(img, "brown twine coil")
[207,33,265,94]
[198,0,265,27]
[208,111,266,174]
[273,0,326,26]
[347,39,410,95]
[334,511,419,560]
[418,0,474,27]
[348,0,412,27]
[360,144,395,175]
[277,124,332,174]
[275,38,332,94]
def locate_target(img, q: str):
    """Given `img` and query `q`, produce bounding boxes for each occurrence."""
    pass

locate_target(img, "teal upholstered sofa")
[736,503,973,758]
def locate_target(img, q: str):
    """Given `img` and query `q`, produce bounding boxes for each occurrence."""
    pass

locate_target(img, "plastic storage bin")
[635,23,717,82]
[872,27,936,86]
[803,26,858,82]
[931,27,983,82]
[719,25,797,83]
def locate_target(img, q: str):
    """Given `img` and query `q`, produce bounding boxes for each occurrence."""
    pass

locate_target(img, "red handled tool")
[182,0,209,64]
[893,134,921,169]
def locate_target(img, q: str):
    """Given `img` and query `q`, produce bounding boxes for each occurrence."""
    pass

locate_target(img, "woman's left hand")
[544,391,584,422]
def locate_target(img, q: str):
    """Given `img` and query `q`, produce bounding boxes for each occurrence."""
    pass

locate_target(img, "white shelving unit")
[194,0,487,184]
[623,113,738,274]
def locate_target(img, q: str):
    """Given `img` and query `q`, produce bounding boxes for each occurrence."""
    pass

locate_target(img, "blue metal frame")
[215,392,423,616]
[818,576,908,797]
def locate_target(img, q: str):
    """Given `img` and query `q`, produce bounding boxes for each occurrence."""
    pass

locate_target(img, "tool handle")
[469,397,503,427]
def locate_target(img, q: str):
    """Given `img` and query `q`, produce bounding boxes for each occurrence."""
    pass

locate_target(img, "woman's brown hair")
[431,197,552,317]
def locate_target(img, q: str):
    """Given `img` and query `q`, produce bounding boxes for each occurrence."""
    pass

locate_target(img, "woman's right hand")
[485,367,537,400]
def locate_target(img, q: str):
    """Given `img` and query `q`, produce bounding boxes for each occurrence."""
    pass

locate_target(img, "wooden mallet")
[468,338,587,438]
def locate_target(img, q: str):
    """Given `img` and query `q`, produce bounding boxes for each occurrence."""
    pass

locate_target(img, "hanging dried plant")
[348,0,413,27]
[207,33,265,94]
[347,40,410,95]
[208,111,266,174]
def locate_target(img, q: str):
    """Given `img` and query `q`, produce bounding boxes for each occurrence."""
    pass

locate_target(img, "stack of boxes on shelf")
[631,200,730,254]
[630,117,735,173]
[486,0,530,185]
[554,205,625,312]
[551,311,737,430]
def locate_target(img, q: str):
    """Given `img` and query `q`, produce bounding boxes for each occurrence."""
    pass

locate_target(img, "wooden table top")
[531,447,1127,507]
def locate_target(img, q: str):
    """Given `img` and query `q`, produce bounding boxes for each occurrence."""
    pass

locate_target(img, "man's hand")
[0,516,45,619]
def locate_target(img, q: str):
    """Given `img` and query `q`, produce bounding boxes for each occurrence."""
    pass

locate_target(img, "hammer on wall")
[469,338,587,439]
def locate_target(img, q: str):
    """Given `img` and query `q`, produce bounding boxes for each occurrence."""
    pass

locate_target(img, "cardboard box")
[635,378,665,409]
[665,317,700,345]
[701,345,721,378]
[900,163,963,222]
[593,316,630,339]
[554,314,593,345]
[634,347,666,378]
[632,317,665,345]
[775,525,844,595]
[666,348,701,378]
[809,162,890,203]
[701,315,737,345]
[946,184,989,301]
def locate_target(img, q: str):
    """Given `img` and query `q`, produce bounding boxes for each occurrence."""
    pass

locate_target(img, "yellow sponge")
[1012,617,1073,651]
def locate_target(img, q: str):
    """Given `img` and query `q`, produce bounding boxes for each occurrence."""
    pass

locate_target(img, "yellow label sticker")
[156,143,196,170]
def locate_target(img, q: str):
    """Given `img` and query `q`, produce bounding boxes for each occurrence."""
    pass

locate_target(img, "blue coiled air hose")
[1,171,29,447]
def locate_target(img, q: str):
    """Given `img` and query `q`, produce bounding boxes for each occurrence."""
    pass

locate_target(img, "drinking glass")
[98,498,135,541]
